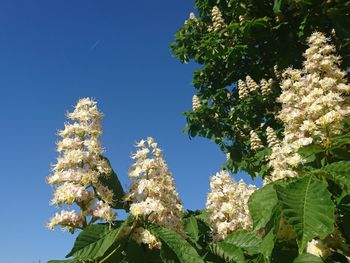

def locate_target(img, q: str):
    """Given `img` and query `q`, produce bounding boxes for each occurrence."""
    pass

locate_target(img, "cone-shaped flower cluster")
[260,78,273,97]
[246,76,259,92]
[47,98,116,231]
[249,130,263,151]
[279,32,350,146]
[127,138,184,247]
[266,127,279,148]
[266,32,350,184]
[206,171,256,241]
[238,79,249,99]
[192,94,201,111]
[208,6,226,32]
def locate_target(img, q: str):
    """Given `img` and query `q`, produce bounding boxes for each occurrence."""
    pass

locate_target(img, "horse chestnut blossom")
[127,137,185,247]
[47,98,116,231]
[184,12,197,25]
[238,79,249,99]
[266,126,279,148]
[306,239,331,259]
[208,6,226,32]
[130,227,161,249]
[260,78,273,97]
[246,75,259,93]
[266,32,350,183]
[206,171,256,241]
[192,94,200,111]
[249,130,263,151]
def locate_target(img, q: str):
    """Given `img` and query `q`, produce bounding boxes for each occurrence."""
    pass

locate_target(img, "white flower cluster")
[266,32,350,184]
[279,32,350,145]
[47,98,116,231]
[265,142,304,184]
[206,171,256,241]
[249,130,263,151]
[184,12,197,25]
[246,76,259,92]
[130,227,161,249]
[48,210,83,231]
[238,75,273,99]
[208,6,226,32]
[192,94,201,111]
[127,137,184,247]
[306,239,331,259]
[238,79,249,99]
[260,78,273,97]
[266,127,279,148]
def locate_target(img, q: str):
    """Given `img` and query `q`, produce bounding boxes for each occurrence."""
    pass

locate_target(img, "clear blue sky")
[0,1,260,262]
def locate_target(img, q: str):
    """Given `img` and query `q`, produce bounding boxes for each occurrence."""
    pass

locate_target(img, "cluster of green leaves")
[171,0,350,176]
[187,131,350,263]
[182,123,350,262]
[48,218,208,263]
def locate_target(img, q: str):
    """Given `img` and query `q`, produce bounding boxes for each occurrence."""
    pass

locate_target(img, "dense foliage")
[171,0,350,176]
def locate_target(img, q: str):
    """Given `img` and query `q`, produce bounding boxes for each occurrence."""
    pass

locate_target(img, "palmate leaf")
[148,224,204,263]
[293,253,323,263]
[248,184,279,230]
[275,176,335,253]
[66,218,132,260]
[209,242,245,263]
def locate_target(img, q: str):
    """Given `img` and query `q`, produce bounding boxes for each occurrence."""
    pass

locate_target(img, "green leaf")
[248,184,278,230]
[148,224,204,263]
[184,216,199,242]
[100,243,126,263]
[320,161,350,194]
[209,241,245,263]
[270,243,298,263]
[273,0,284,14]
[99,156,125,209]
[224,230,262,255]
[275,176,335,253]
[160,242,180,263]
[298,145,324,164]
[66,219,132,260]
[260,230,275,260]
[125,239,145,263]
[194,210,210,226]
[293,253,323,263]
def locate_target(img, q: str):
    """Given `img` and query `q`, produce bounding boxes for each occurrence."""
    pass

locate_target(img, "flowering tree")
[48,32,350,263]
[171,0,350,177]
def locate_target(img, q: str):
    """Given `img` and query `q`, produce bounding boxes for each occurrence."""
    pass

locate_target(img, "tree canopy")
[171,0,350,177]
